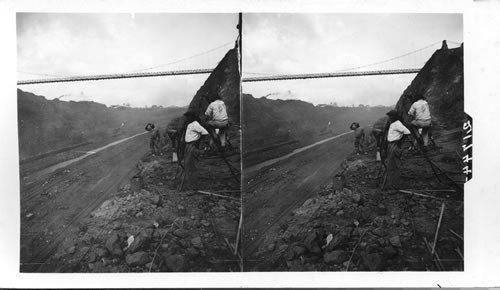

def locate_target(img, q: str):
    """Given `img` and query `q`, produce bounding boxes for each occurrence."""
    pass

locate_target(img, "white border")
[2,0,500,287]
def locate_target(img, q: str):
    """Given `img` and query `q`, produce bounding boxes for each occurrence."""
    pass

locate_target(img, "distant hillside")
[17,89,184,160]
[242,93,390,153]
[395,42,464,129]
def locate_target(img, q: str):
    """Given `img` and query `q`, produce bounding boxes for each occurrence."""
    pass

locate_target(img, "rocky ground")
[43,144,242,273]
[247,131,464,271]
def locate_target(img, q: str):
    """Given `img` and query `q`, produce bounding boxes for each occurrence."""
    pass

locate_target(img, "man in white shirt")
[183,111,209,189]
[383,110,411,190]
[204,94,229,148]
[408,94,432,146]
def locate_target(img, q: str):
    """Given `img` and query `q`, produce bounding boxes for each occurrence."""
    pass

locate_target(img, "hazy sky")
[17,13,239,107]
[243,14,463,106]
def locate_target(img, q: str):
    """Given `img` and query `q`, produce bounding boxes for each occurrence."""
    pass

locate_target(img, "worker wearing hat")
[350,122,366,155]
[145,122,163,156]
[383,110,411,189]
[183,111,209,189]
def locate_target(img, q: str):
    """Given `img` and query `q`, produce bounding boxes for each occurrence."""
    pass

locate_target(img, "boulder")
[125,251,150,267]
[128,230,153,253]
[351,193,362,204]
[105,234,124,258]
[150,194,162,206]
[88,252,97,263]
[383,246,398,258]
[66,246,76,255]
[372,227,387,237]
[310,245,322,255]
[362,253,386,271]
[164,254,185,272]
[323,250,347,265]
[145,261,158,271]
[326,228,351,251]
[285,250,296,261]
[191,236,204,249]
[365,243,380,254]
[389,235,402,248]
[186,247,200,258]
[172,228,188,238]
[302,255,320,264]
[377,204,388,215]
[95,247,109,258]
[293,245,308,256]
[303,232,318,252]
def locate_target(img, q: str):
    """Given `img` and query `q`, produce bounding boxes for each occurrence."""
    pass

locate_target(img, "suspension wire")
[336,41,442,72]
[245,41,442,78]
[123,40,235,73]
[446,39,463,46]
[16,70,66,78]
[17,40,234,81]
[244,72,281,76]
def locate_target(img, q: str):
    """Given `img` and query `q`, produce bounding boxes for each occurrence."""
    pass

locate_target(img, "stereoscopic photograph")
[17,13,242,272]
[15,10,468,275]
[241,13,465,271]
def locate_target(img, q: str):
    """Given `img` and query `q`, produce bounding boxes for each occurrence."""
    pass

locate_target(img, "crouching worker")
[204,93,229,149]
[183,111,209,188]
[408,94,432,148]
[145,123,162,155]
[350,122,365,155]
[383,110,411,190]
[371,116,389,161]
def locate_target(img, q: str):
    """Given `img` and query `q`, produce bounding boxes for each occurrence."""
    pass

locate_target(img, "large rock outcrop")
[167,46,240,132]
[395,42,464,129]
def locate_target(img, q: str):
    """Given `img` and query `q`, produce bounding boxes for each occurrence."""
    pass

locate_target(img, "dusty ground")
[20,130,241,272]
[243,130,341,169]
[20,132,150,272]
[243,133,354,259]
[19,129,133,178]
[243,129,464,271]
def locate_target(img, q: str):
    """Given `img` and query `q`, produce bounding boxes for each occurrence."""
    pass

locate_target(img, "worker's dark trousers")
[150,139,160,155]
[184,142,198,187]
[411,119,431,146]
[207,119,228,147]
[354,135,365,154]
[385,142,402,189]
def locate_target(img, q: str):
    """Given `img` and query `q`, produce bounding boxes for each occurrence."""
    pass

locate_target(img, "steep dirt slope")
[242,95,324,149]
[17,89,185,160]
[18,89,117,159]
[242,93,390,166]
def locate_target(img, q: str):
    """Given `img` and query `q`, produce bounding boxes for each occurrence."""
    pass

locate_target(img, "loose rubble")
[46,150,241,272]
[248,146,464,271]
